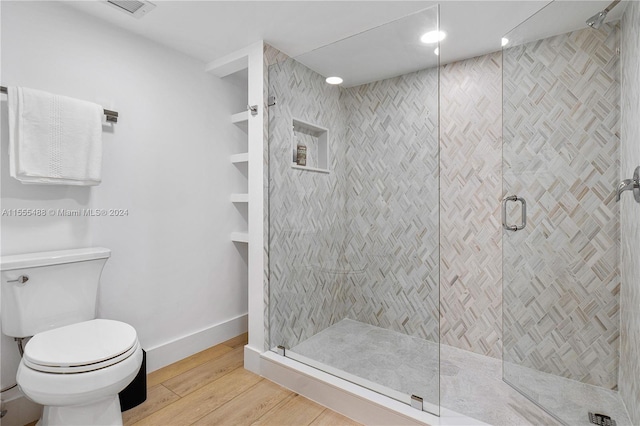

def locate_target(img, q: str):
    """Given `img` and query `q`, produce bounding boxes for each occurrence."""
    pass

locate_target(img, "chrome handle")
[7,275,29,284]
[502,195,526,231]
[616,166,640,203]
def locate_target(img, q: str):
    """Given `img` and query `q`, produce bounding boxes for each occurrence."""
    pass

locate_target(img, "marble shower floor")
[290,319,632,426]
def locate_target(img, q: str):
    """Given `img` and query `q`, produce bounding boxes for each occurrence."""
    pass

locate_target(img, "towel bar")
[0,86,118,123]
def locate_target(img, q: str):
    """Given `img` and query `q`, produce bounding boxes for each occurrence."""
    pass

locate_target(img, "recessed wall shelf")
[230,232,249,243]
[207,42,265,355]
[230,153,249,164]
[230,193,249,203]
[225,76,250,244]
[291,118,329,173]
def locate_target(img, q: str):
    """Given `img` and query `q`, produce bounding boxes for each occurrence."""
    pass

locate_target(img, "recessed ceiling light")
[326,76,343,85]
[434,47,439,56]
[501,37,509,47]
[420,30,446,44]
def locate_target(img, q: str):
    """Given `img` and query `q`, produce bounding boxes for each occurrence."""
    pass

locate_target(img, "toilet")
[0,247,143,426]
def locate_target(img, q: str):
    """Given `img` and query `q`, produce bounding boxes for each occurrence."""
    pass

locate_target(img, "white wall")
[1,0,248,393]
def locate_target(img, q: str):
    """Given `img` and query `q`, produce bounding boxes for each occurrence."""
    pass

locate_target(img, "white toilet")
[0,247,143,426]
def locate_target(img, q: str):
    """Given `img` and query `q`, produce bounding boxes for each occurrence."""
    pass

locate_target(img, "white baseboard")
[145,314,248,373]
[243,345,262,374]
[260,352,488,426]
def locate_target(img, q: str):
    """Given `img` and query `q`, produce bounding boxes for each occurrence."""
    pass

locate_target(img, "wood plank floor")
[124,333,362,426]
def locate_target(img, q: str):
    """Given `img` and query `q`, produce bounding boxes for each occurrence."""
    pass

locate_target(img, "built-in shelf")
[291,164,330,174]
[230,153,249,164]
[231,111,249,123]
[231,111,249,133]
[230,232,249,243]
[206,50,252,250]
[229,107,249,248]
[230,193,249,203]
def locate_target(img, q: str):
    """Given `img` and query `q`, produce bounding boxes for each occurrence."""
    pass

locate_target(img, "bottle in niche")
[293,125,307,166]
[296,143,307,166]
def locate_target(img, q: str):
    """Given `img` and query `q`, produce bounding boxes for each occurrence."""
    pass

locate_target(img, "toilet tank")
[0,247,111,338]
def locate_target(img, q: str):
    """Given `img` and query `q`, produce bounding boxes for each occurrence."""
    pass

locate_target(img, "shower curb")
[258,351,488,426]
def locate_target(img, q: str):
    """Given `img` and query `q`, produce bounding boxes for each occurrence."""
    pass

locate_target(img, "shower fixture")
[616,166,640,203]
[586,0,621,29]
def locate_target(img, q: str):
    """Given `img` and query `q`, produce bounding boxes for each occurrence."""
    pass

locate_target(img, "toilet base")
[39,396,123,426]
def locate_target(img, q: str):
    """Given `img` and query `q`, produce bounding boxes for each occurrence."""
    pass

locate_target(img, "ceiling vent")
[105,0,156,18]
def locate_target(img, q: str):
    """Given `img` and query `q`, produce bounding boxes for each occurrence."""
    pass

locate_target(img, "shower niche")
[291,118,329,173]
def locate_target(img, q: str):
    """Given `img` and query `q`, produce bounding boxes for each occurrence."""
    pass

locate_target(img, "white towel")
[8,87,103,186]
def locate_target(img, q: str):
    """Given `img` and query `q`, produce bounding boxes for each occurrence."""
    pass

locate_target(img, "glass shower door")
[267,5,441,416]
[502,2,628,424]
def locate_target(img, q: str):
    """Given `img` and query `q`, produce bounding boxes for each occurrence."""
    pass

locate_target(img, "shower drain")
[589,412,616,426]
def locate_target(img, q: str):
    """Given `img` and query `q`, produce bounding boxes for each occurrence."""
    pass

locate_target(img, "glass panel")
[268,5,440,415]
[502,2,629,424]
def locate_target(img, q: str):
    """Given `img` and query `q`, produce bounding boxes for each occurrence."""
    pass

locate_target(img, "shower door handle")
[502,195,526,231]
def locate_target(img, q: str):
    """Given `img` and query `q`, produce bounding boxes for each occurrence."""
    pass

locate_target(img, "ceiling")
[65,0,628,85]
[65,1,438,61]
[295,0,627,87]
[295,6,441,87]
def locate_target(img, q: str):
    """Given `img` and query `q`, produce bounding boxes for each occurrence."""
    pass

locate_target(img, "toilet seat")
[23,319,138,374]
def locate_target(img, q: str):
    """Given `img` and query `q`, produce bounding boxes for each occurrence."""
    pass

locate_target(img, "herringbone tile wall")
[502,24,621,389]
[342,69,440,342]
[439,52,503,358]
[619,2,640,423]
[267,57,350,349]
[267,60,441,348]
[267,54,504,357]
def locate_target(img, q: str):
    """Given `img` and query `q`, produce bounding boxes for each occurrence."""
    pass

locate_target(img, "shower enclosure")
[266,1,634,423]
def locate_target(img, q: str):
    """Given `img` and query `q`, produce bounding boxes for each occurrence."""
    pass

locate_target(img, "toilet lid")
[24,319,138,373]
